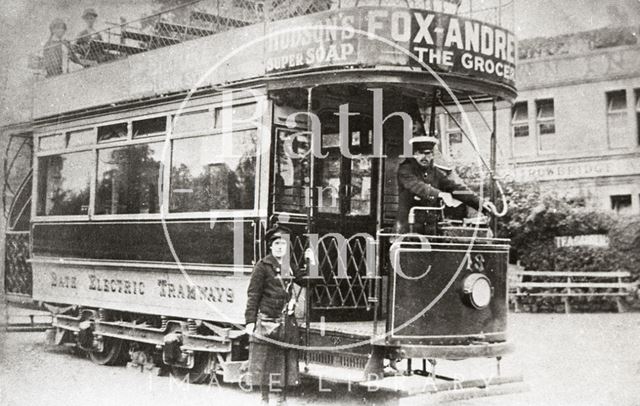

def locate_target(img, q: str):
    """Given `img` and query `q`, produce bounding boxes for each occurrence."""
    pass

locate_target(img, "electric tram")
[4,0,522,397]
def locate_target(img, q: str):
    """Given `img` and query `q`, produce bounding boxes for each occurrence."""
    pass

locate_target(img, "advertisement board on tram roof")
[266,7,516,88]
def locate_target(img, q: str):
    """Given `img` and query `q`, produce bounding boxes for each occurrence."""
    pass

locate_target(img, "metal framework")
[35,0,513,77]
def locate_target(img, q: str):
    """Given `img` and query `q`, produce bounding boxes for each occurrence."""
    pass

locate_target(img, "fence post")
[514,271,522,313]
[564,275,571,314]
[615,273,626,313]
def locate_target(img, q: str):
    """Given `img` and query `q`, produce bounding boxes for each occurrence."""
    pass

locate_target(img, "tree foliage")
[455,163,640,286]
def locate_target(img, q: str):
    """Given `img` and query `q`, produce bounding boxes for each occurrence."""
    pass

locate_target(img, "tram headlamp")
[462,274,492,309]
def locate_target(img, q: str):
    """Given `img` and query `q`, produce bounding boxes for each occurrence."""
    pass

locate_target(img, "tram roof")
[32,3,517,122]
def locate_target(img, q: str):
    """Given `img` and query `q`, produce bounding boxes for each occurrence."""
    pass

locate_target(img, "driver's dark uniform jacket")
[395,158,482,233]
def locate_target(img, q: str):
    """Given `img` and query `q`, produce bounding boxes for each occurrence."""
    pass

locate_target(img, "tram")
[4,0,521,397]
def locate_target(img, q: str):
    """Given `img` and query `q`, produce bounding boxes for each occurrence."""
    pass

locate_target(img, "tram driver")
[395,123,497,235]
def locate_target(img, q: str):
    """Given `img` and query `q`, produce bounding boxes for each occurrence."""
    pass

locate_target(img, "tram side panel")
[31,219,257,325]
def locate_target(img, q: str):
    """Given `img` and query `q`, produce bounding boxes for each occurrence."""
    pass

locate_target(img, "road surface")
[1,313,639,405]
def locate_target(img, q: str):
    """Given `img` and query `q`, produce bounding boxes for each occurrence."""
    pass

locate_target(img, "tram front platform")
[301,319,525,401]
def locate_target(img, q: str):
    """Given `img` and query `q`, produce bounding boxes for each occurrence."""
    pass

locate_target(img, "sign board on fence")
[555,234,610,248]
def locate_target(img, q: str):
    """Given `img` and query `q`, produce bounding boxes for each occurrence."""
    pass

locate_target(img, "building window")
[536,99,555,136]
[606,90,627,149]
[37,151,92,216]
[449,133,463,144]
[635,89,640,145]
[611,194,632,215]
[95,143,163,215]
[446,112,463,145]
[511,102,529,137]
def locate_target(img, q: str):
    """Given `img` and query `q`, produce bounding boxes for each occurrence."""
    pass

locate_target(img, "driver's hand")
[245,323,255,335]
[482,201,497,216]
[438,192,454,207]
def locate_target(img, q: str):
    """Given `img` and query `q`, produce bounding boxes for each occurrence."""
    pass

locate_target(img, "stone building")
[443,25,640,215]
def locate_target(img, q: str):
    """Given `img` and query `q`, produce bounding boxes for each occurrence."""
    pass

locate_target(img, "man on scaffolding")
[395,118,497,235]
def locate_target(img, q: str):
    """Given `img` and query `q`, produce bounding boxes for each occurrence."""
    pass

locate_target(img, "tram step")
[305,350,369,370]
[301,362,367,384]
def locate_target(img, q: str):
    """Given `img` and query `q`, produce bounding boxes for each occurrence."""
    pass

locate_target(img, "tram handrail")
[408,205,445,224]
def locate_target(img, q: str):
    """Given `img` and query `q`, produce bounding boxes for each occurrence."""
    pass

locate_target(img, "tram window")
[133,116,167,138]
[274,129,310,213]
[350,158,372,215]
[322,132,340,148]
[67,128,94,147]
[172,110,213,134]
[169,130,257,212]
[95,143,163,215]
[214,103,259,129]
[98,123,128,142]
[317,150,341,214]
[39,133,65,151]
[36,151,92,216]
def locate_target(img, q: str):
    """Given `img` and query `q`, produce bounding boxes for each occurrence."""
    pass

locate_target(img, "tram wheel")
[170,352,213,384]
[88,337,128,366]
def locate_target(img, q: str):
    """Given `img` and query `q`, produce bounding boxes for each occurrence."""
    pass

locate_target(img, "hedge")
[499,185,640,311]
[454,165,640,311]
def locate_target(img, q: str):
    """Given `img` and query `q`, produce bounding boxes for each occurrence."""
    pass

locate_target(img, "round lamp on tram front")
[462,273,493,309]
